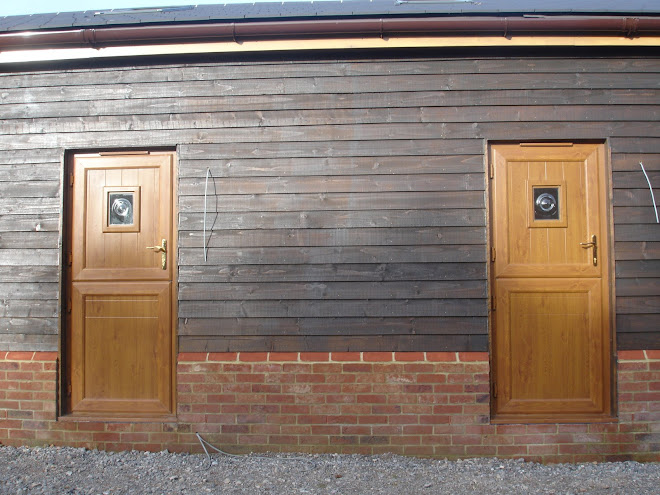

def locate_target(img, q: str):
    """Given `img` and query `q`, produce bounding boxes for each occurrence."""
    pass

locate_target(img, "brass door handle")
[580,234,597,266]
[146,239,167,269]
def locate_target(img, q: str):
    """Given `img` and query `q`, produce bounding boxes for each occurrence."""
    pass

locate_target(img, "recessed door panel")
[494,278,605,416]
[70,282,172,416]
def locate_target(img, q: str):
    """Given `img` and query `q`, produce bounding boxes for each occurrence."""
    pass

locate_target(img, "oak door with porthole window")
[490,143,612,423]
[66,152,175,419]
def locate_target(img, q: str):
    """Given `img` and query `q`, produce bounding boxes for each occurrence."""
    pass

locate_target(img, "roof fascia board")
[2,35,659,65]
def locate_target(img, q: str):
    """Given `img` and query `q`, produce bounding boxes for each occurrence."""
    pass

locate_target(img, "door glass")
[109,192,134,226]
[533,187,560,220]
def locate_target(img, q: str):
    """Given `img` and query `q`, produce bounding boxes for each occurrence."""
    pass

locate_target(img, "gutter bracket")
[82,29,98,49]
[624,17,640,39]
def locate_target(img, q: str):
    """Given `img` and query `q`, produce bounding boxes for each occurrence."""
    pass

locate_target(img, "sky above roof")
[0,0,289,17]
[2,0,657,21]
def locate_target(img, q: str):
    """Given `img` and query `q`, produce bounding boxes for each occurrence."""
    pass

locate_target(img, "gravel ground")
[1,444,659,494]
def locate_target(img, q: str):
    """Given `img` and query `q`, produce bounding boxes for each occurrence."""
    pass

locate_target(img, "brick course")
[0,351,658,462]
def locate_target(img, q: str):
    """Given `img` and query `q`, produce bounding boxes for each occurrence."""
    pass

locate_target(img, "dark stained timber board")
[0,54,658,351]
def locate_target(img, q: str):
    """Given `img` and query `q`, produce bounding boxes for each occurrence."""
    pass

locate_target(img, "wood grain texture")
[179,174,485,195]
[180,227,485,248]
[616,296,660,314]
[178,262,486,283]
[616,260,660,278]
[0,299,58,317]
[0,333,58,351]
[178,334,489,353]
[0,248,58,265]
[617,314,660,333]
[614,242,660,260]
[179,316,486,336]
[178,155,485,177]
[611,154,660,172]
[614,224,660,242]
[0,181,60,198]
[1,122,658,151]
[179,280,486,301]
[0,317,58,334]
[179,191,484,212]
[179,298,486,319]
[0,163,61,181]
[0,232,59,249]
[4,90,659,121]
[1,58,657,90]
[0,54,658,352]
[617,332,660,350]
[179,210,485,232]
[179,245,486,265]
[612,189,660,207]
[613,207,660,224]
[616,278,660,297]
[3,72,659,106]
[0,265,59,282]
[4,106,659,137]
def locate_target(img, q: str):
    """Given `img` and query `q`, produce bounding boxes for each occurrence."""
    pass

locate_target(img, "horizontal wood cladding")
[611,148,660,349]
[179,280,486,301]
[0,55,659,351]
[178,262,485,283]
[3,106,660,136]
[179,155,485,177]
[4,92,660,122]
[3,72,659,106]
[3,126,660,151]
[2,58,658,90]
[179,316,486,336]
[178,227,485,248]
[180,334,489,353]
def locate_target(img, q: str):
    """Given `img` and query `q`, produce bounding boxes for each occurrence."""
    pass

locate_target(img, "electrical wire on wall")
[639,162,659,224]
[203,167,219,261]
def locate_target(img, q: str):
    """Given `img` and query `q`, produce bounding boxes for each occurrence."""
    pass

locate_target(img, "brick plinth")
[1,350,658,462]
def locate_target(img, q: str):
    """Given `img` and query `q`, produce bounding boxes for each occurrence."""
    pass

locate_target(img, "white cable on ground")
[639,162,659,224]
[195,433,312,470]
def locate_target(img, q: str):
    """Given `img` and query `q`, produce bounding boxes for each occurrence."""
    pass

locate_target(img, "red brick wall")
[1,350,658,462]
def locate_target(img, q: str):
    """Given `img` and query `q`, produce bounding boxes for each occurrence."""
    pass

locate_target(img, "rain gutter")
[1,15,659,63]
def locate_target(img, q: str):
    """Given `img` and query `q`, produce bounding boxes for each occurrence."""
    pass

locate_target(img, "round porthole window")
[533,187,560,220]
[535,193,557,214]
[108,193,135,226]
[112,198,132,219]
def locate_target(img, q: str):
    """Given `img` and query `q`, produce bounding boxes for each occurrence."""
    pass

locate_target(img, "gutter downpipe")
[1,16,659,51]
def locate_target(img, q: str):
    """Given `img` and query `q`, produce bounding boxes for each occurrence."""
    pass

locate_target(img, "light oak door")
[67,152,175,418]
[490,143,612,423]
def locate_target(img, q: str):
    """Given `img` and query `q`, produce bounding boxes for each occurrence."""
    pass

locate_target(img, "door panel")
[490,143,612,423]
[70,282,172,416]
[493,145,602,278]
[72,154,171,281]
[67,152,175,419]
[494,278,605,416]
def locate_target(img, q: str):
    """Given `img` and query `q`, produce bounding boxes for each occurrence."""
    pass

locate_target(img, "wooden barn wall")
[0,53,658,352]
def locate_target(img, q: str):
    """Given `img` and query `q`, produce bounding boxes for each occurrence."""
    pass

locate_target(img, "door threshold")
[491,414,617,425]
[59,413,178,423]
